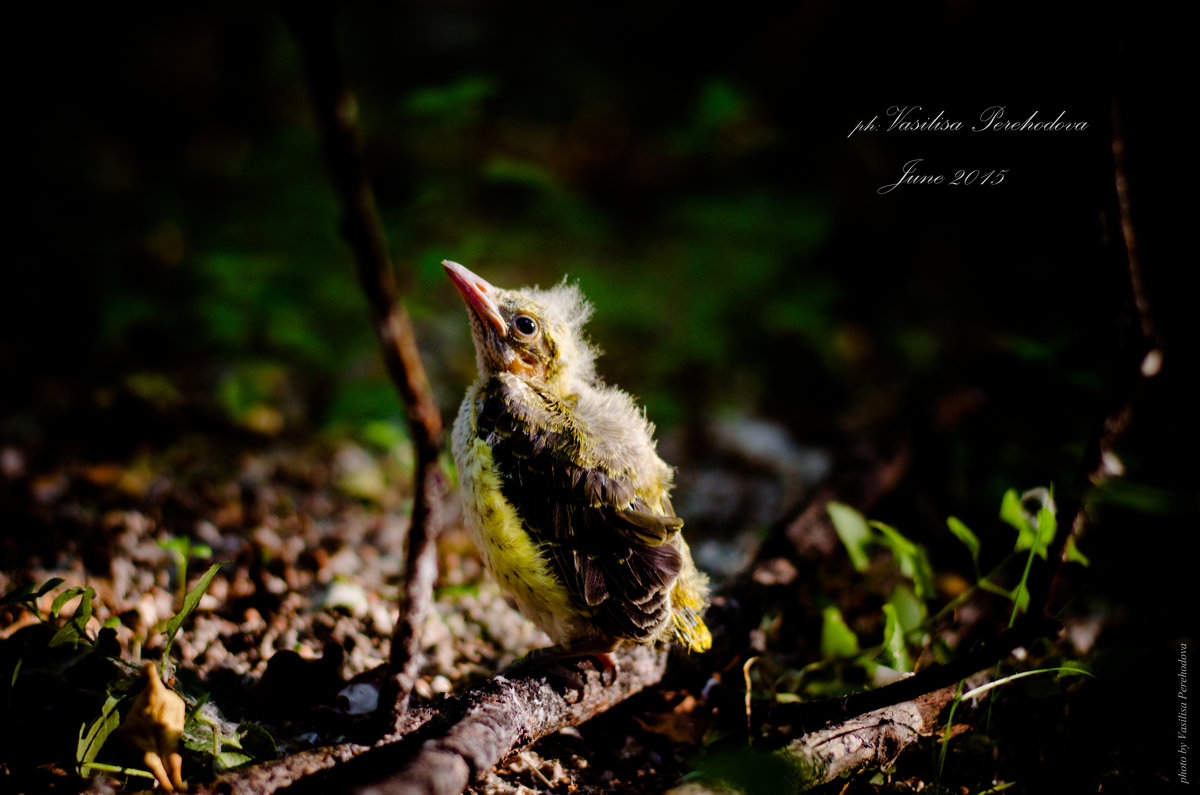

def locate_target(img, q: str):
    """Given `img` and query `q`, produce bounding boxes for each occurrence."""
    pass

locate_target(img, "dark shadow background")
[3,2,1190,790]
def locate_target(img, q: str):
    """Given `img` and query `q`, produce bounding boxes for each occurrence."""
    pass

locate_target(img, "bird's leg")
[554,636,621,687]
[511,637,621,696]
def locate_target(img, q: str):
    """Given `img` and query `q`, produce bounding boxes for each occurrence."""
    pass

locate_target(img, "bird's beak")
[443,260,507,337]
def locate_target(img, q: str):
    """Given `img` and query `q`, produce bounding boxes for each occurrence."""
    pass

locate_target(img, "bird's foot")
[510,641,621,698]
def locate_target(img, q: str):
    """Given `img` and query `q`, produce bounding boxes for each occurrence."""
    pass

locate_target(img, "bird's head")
[444,260,598,390]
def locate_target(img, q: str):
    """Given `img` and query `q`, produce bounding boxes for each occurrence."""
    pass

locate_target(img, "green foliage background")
[4,4,1181,540]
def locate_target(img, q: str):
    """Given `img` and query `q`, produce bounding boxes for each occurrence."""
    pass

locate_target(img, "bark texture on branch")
[208,645,668,795]
[347,646,668,795]
[779,685,958,788]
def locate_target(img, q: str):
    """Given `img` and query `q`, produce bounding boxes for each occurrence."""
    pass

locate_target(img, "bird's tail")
[670,564,712,652]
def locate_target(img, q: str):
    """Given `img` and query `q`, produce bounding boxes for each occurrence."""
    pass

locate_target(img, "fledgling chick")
[120,662,186,792]
[444,260,711,667]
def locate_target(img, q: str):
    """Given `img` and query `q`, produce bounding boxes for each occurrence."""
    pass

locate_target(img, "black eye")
[512,315,538,338]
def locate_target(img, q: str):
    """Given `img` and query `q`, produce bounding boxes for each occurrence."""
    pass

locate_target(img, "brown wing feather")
[476,377,682,642]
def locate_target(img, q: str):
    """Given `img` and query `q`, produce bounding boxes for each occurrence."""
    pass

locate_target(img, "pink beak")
[443,260,507,337]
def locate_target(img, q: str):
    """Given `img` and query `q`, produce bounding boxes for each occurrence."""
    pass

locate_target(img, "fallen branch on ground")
[207,645,668,795]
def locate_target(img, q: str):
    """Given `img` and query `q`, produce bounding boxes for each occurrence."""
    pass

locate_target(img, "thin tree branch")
[767,615,1057,734]
[282,0,444,732]
[1038,95,1163,620]
[343,646,669,795]
[776,683,962,788]
[1110,95,1160,352]
[207,646,669,795]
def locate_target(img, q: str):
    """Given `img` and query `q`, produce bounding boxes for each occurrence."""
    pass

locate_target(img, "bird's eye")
[512,314,539,339]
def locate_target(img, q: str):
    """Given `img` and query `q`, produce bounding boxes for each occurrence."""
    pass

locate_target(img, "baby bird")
[445,260,711,666]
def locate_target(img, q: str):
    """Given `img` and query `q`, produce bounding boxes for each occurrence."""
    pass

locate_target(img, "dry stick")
[340,646,669,795]
[775,684,964,787]
[283,1,445,733]
[1040,95,1163,621]
[1110,96,1161,351]
[207,638,670,795]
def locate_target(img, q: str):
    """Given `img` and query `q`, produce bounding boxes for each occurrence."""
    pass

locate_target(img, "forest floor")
[0,383,1184,794]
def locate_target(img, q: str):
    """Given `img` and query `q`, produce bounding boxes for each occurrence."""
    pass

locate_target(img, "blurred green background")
[3,3,1174,512]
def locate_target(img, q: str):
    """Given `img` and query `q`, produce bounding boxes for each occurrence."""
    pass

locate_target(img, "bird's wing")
[477,379,683,642]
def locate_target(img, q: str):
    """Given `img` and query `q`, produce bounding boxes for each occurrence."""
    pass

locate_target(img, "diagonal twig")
[1038,94,1164,621]
[282,0,445,733]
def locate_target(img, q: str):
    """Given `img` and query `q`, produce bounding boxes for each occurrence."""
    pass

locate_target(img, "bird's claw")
[509,646,620,700]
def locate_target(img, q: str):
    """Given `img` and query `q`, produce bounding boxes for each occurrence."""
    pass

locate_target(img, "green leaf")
[945,516,980,565]
[828,502,871,572]
[75,587,94,627]
[162,563,223,660]
[215,731,254,771]
[237,722,277,761]
[1033,501,1057,559]
[48,587,96,648]
[50,586,87,621]
[1010,581,1030,616]
[999,489,1029,537]
[77,692,124,771]
[36,577,66,597]
[208,722,276,771]
[159,537,190,558]
[48,621,86,649]
[887,582,924,633]
[880,603,911,673]
[1002,487,1057,557]
[0,582,37,606]
[1065,536,1090,566]
[820,605,860,658]
[871,521,935,600]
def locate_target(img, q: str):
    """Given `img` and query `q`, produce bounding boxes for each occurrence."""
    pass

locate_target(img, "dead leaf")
[119,662,186,792]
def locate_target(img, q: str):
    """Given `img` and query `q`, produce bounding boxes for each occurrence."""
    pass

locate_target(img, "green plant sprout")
[0,559,242,783]
[76,761,157,781]
[0,578,101,651]
[825,486,1089,671]
[158,536,214,610]
[797,488,1092,787]
[72,562,224,778]
[0,577,65,621]
[935,665,1094,784]
[161,563,222,667]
